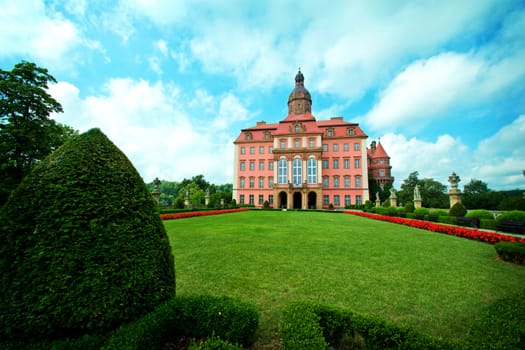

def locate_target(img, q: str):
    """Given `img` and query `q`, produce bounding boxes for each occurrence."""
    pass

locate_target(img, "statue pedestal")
[414,199,422,209]
[152,190,160,204]
[448,189,462,208]
[390,196,397,207]
[375,199,381,207]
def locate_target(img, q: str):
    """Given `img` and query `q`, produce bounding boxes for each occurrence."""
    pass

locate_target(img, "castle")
[233,70,393,209]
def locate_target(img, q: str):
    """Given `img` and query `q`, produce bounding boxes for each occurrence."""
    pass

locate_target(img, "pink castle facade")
[233,70,393,209]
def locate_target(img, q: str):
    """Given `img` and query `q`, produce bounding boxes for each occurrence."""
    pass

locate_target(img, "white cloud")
[379,115,525,191]
[49,78,245,184]
[365,53,483,132]
[379,133,470,188]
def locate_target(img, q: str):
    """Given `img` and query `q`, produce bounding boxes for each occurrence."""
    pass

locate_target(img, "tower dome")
[288,69,312,115]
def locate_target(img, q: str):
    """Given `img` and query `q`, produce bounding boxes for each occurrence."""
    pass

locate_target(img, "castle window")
[334,195,340,206]
[249,161,255,170]
[379,169,385,177]
[269,146,273,153]
[355,176,361,188]
[269,161,274,170]
[344,176,350,188]
[345,195,351,206]
[333,159,339,169]
[249,177,255,188]
[264,132,270,140]
[356,195,362,205]
[259,195,264,205]
[245,133,252,140]
[240,161,245,171]
[259,161,264,170]
[269,194,274,205]
[278,158,287,184]
[249,195,254,205]
[250,147,255,154]
[322,144,328,151]
[347,128,355,136]
[327,128,334,137]
[334,176,340,188]
[295,124,301,132]
[293,157,302,186]
[322,159,329,169]
[240,147,246,154]
[240,195,245,204]
[354,142,360,151]
[259,146,264,154]
[280,139,286,148]
[259,177,264,188]
[323,176,329,188]
[323,195,329,206]
[307,157,317,184]
[268,177,274,188]
[344,158,350,169]
[309,138,315,148]
[240,177,245,188]
[354,158,361,169]
[343,143,349,151]
[294,138,300,148]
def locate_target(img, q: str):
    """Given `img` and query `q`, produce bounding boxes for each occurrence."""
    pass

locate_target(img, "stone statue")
[185,188,190,199]
[389,187,396,197]
[376,192,380,200]
[414,185,421,200]
[153,177,161,192]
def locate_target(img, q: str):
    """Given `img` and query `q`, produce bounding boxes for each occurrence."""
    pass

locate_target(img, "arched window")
[278,158,287,184]
[307,157,317,184]
[293,157,302,186]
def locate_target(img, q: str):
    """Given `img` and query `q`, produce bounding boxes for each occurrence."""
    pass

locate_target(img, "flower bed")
[161,208,248,220]
[345,211,525,244]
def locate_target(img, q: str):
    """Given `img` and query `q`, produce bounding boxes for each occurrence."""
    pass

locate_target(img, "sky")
[1,0,524,191]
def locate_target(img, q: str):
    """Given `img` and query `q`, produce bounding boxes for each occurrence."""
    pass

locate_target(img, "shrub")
[281,302,457,350]
[414,207,429,216]
[189,337,243,350]
[0,128,175,340]
[364,200,373,210]
[494,242,525,265]
[495,210,525,224]
[466,290,525,349]
[263,200,270,209]
[280,303,327,350]
[466,209,494,220]
[429,209,449,217]
[404,201,415,213]
[479,218,496,231]
[449,202,467,217]
[103,295,259,350]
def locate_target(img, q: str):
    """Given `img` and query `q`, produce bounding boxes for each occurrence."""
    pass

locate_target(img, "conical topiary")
[0,128,175,340]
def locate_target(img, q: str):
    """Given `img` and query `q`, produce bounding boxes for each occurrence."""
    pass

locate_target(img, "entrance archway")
[279,191,288,208]
[293,192,302,209]
[308,192,317,209]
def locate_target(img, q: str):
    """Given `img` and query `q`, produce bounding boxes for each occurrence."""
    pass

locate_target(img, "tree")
[0,61,76,205]
[0,128,175,340]
[398,171,448,208]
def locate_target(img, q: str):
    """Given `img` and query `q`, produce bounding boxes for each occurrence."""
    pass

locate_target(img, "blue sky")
[1,0,524,191]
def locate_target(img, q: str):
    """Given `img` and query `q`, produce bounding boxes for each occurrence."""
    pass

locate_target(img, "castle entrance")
[293,192,302,209]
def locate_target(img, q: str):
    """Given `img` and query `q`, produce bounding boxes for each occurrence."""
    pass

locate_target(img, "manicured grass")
[164,211,525,347]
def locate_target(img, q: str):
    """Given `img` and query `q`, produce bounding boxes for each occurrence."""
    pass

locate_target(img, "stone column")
[448,171,462,208]
[152,177,161,204]
[205,188,210,206]
[375,191,381,207]
[413,184,422,209]
[389,188,397,207]
[184,188,190,208]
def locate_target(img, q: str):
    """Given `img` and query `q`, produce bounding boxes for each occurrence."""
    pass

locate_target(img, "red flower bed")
[160,208,248,221]
[345,211,525,244]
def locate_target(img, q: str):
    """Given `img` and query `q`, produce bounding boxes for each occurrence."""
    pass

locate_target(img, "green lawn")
[164,211,525,347]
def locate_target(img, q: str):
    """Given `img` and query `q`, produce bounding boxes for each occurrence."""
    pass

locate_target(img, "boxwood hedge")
[0,128,175,340]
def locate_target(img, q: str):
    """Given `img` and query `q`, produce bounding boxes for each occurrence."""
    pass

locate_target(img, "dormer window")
[347,128,355,136]
[295,124,300,132]
[264,132,270,140]
[327,128,334,137]
[245,133,252,140]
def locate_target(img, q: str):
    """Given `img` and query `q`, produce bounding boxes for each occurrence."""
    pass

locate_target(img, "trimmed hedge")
[449,202,467,217]
[494,242,525,265]
[0,128,175,340]
[465,210,494,220]
[189,337,243,350]
[465,291,525,349]
[496,210,525,223]
[281,302,458,350]
[103,295,259,349]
